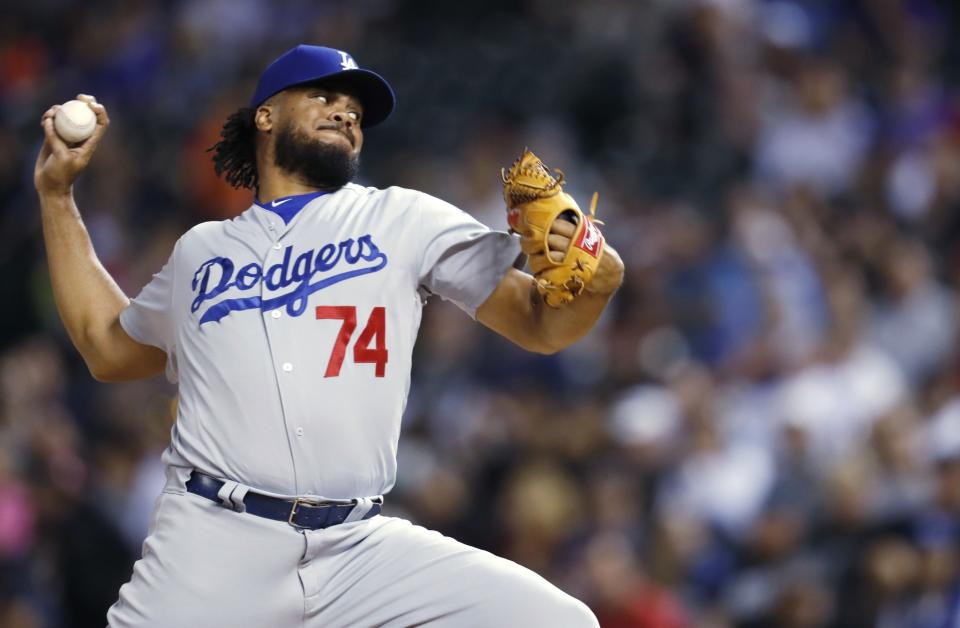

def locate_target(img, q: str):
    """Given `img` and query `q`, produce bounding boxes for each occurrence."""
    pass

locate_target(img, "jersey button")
[295,427,304,437]
[271,310,282,319]
[268,222,276,231]
[272,242,282,250]
[282,362,293,372]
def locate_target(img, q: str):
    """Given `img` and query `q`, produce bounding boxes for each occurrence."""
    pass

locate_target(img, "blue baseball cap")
[249,45,395,128]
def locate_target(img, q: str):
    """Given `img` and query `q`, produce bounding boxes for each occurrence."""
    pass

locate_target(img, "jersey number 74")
[315,306,388,377]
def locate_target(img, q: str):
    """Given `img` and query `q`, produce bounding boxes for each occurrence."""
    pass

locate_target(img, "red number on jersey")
[354,306,388,377]
[315,306,388,378]
[315,306,357,377]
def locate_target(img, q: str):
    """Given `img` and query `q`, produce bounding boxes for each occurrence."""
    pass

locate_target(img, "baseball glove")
[501,149,605,307]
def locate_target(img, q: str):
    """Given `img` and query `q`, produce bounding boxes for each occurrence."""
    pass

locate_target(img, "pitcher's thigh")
[107,492,306,628]
[309,517,597,628]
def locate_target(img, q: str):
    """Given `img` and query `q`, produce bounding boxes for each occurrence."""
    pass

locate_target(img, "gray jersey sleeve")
[417,192,522,318]
[119,239,179,382]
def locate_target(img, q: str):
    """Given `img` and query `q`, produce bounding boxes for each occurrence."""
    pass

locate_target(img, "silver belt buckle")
[287,497,330,529]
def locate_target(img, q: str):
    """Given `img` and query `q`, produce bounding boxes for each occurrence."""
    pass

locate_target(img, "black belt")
[185,471,381,530]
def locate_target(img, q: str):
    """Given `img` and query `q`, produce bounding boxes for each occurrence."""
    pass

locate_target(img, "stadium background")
[2,0,960,626]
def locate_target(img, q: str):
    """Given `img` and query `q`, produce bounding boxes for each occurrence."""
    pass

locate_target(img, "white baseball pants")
[106,483,598,627]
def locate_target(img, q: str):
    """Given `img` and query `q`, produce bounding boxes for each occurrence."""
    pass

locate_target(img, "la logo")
[338,51,359,70]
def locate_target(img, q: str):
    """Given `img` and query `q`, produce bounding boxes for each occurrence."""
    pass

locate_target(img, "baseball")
[54,100,97,144]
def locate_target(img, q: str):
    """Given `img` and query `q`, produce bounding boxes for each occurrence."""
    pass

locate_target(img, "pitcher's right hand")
[34,94,110,197]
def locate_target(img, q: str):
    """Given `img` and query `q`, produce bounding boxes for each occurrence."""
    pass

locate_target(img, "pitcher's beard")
[273,123,359,189]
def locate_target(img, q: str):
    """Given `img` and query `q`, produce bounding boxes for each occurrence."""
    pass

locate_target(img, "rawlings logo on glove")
[501,149,605,307]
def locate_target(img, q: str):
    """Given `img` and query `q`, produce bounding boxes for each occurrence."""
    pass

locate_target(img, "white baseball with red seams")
[54,99,97,143]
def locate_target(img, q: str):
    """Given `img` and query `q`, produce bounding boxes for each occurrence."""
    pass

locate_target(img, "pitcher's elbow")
[528,335,569,355]
[87,359,118,382]
[82,345,122,382]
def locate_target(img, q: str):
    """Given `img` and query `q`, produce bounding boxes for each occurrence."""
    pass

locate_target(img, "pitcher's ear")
[255,105,273,132]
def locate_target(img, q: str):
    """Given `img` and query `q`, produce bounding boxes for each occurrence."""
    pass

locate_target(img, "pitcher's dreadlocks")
[209,108,258,190]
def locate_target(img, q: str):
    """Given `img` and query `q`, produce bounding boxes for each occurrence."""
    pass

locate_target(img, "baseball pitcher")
[34,45,624,627]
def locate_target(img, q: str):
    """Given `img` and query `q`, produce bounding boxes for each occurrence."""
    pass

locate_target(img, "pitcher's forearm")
[39,190,130,358]
[533,288,614,352]
[477,265,621,355]
[529,244,623,352]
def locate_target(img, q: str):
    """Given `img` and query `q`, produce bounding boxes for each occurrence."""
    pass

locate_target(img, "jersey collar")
[255,190,330,225]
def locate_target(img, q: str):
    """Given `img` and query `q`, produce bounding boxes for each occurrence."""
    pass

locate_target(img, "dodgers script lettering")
[191,234,388,324]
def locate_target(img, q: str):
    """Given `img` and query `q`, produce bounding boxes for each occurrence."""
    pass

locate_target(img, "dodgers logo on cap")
[338,51,359,70]
[250,45,396,128]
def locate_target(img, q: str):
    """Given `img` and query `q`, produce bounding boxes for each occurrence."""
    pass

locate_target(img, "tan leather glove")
[501,149,605,307]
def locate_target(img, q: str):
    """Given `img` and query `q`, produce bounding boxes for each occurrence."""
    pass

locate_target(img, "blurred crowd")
[2,0,960,626]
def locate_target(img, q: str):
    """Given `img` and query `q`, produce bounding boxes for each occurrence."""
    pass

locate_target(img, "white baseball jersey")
[119,183,521,499]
